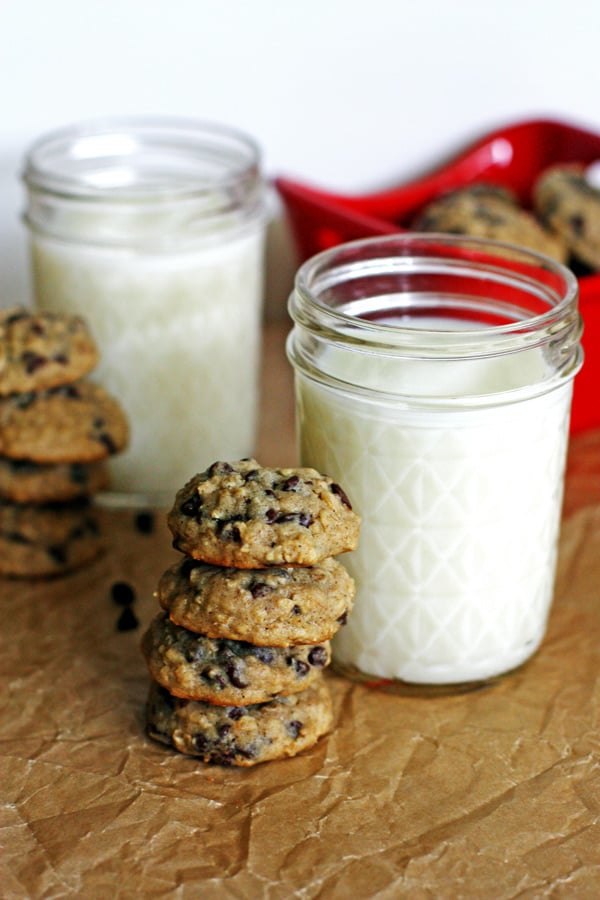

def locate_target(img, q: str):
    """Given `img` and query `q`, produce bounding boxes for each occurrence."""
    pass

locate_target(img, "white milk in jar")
[23,119,266,503]
[287,235,583,689]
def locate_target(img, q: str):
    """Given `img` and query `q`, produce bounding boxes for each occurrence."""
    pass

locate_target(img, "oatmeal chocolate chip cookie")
[167,459,360,567]
[0,457,108,504]
[145,677,333,767]
[413,183,568,262]
[158,555,354,646]
[0,381,129,463]
[141,612,331,706]
[534,164,600,270]
[0,307,98,396]
[0,499,101,577]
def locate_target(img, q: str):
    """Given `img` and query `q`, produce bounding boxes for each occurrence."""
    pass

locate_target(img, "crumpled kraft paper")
[1,500,599,899]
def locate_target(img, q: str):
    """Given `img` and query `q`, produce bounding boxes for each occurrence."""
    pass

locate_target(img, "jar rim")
[22,115,262,204]
[290,233,580,358]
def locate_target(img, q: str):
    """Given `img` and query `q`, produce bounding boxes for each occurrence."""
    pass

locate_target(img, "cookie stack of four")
[142,458,360,767]
[0,308,129,577]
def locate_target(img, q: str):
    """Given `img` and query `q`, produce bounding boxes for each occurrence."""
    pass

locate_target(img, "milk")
[296,347,572,685]
[31,227,264,500]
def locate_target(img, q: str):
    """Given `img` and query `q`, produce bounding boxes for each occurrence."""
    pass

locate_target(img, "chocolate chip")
[217,723,232,738]
[111,581,136,606]
[193,733,210,752]
[331,482,352,509]
[276,512,313,528]
[180,494,201,517]
[225,661,248,689]
[47,544,67,564]
[12,392,35,410]
[249,580,272,599]
[244,468,261,481]
[97,432,117,454]
[208,461,233,477]
[308,646,328,667]
[134,511,155,534]
[21,351,47,374]
[253,647,275,664]
[292,605,302,615]
[287,720,303,739]
[280,475,300,491]
[69,463,88,485]
[337,611,348,626]
[227,706,246,720]
[292,659,310,677]
[116,606,139,631]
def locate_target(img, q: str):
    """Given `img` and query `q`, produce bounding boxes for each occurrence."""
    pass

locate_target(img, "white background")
[1,0,599,310]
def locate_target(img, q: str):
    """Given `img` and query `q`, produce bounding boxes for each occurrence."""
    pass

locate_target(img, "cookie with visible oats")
[0,307,98,396]
[145,676,333,767]
[141,612,331,706]
[157,555,354,647]
[414,182,568,262]
[0,381,129,464]
[167,459,360,568]
[534,164,600,270]
[0,457,109,504]
[0,499,101,577]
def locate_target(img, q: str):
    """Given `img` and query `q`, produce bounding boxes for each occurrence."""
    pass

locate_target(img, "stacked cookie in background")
[142,458,360,767]
[0,307,129,577]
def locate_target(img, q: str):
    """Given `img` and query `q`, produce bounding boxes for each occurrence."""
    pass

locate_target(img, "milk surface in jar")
[23,119,266,503]
[287,235,583,689]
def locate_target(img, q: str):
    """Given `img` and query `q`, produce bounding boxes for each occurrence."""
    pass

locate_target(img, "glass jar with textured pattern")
[287,234,583,692]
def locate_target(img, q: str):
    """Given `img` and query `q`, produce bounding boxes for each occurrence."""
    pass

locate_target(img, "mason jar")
[287,234,583,691]
[22,117,266,505]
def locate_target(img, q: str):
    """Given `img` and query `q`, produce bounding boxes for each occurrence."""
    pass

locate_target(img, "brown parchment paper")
[1,496,599,900]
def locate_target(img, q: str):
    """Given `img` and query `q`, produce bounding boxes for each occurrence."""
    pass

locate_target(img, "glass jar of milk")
[287,234,583,691]
[22,118,266,505]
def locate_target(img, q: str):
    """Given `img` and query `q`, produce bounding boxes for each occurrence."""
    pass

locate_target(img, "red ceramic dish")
[276,118,600,434]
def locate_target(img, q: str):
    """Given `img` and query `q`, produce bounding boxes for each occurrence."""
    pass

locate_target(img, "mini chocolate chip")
[331,482,352,509]
[60,384,80,399]
[244,469,261,481]
[287,720,303,739]
[21,351,48,374]
[208,461,233,476]
[223,523,241,543]
[308,646,328,667]
[217,723,232,737]
[292,605,302,615]
[69,463,88,485]
[226,661,248,689]
[111,581,136,606]
[249,581,272,599]
[47,544,67,564]
[12,392,35,410]
[134,511,155,534]
[265,508,278,524]
[337,611,348,626]
[276,512,313,527]
[280,475,300,491]
[116,606,139,631]
[227,706,246,720]
[293,659,310,677]
[253,647,275,664]
[180,494,201,517]
[53,353,68,365]
[237,746,257,760]
[193,733,210,752]
[98,433,117,454]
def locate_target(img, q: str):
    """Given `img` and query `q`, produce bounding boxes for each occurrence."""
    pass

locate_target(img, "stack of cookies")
[142,458,360,767]
[0,307,129,577]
